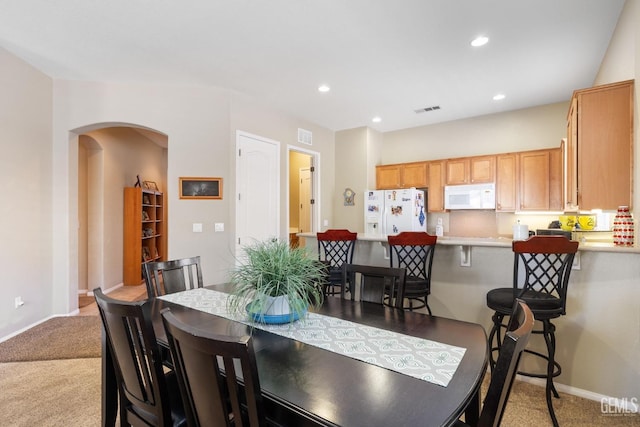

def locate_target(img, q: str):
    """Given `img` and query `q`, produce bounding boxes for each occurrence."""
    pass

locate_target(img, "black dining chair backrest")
[94,288,185,427]
[479,299,535,427]
[161,308,267,427]
[144,256,203,298]
[341,263,407,309]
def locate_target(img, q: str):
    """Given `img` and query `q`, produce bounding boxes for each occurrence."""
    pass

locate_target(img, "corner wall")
[0,47,53,338]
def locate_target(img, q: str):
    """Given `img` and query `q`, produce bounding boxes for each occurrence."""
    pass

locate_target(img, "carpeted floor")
[0,316,101,362]
[0,358,102,427]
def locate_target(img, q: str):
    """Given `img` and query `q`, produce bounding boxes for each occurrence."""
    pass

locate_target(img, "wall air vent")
[414,105,441,114]
[298,128,313,145]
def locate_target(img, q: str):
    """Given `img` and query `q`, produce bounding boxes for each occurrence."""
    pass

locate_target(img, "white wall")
[381,101,569,163]
[229,92,335,236]
[0,47,52,338]
[49,80,335,317]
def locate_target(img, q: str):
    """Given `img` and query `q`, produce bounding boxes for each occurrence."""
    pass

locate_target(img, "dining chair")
[455,299,535,427]
[94,288,186,427]
[161,308,268,427]
[316,229,357,296]
[144,255,203,298]
[485,235,578,427]
[387,231,437,313]
[341,263,407,308]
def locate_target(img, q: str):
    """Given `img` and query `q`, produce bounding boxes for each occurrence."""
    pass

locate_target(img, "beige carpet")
[0,358,101,427]
[0,316,101,362]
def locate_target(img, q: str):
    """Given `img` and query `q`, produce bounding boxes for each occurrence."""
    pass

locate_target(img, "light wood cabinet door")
[549,148,563,211]
[428,160,445,212]
[446,156,495,185]
[470,155,496,183]
[376,165,402,189]
[518,149,563,211]
[445,158,469,185]
[574,80,633,210]
[401,162,428,188]
[495,153,517,212]
[519,150,550,211]
[565,99,578,210]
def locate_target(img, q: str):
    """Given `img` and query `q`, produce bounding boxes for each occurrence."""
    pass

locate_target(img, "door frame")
[287,145,321,236]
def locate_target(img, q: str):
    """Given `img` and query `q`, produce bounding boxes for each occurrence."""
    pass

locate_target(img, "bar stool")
[317,229,357,296]
[486,235,578,427]
[388,231,437,314]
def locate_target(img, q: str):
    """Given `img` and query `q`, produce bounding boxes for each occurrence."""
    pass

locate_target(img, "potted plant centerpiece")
[228,239,326,324]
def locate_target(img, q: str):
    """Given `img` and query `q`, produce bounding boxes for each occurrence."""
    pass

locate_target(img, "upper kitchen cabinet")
[401,161,428,188]
[375,162,428,189]
[495,153,518,212]
[518,148,563,211]
[445,155,495,185]
[567,80,634,210]
[427,160,446,212]
[376,164,402,189]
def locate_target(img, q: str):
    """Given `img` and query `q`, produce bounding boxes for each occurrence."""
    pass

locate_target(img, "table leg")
[464,385,481,427]
[101,325,118,427]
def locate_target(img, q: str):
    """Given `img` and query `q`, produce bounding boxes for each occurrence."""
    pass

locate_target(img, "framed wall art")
[143,180,159,191]
[179,177,223,200]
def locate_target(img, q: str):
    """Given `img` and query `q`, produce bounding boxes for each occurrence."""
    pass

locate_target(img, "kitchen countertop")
[298,232,640,254]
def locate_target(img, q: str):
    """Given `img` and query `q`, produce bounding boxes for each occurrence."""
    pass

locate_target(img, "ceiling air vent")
[298,128,313,145]
[414,105,441,114]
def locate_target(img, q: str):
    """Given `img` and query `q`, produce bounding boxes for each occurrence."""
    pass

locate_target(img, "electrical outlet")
[214,223,224,232]
[14,296,24,308]
[192,223,203,233]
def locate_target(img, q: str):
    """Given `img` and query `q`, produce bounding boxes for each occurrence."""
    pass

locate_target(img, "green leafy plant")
[228,239,325,320]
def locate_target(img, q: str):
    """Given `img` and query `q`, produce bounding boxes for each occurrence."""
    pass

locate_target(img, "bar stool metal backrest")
[387,232,437,314]
[486,235,578,427]
[317,229,357,296]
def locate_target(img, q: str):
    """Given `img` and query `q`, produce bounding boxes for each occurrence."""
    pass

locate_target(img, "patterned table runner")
[159,288,465,387]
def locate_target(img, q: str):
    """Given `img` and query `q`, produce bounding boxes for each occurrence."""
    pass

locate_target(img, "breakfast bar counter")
[314,232,640,253]
[299,232,640,406]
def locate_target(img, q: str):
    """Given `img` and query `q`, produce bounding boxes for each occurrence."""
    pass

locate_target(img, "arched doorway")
[74,124,167,307]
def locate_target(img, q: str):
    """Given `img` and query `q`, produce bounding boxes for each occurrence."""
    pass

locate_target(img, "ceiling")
[0,0,626,133]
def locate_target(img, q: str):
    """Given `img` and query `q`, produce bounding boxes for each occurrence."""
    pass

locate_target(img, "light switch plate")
[193,223,203,233]
[214,223,224,232]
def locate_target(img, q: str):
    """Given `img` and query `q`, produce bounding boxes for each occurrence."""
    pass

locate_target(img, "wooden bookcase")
[123,187,166,285]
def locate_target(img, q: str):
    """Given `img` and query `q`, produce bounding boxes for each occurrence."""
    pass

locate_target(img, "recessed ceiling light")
[318,84,330,93]
[471,36,489,47]
[493,93,506,101]
[372,116,381,123]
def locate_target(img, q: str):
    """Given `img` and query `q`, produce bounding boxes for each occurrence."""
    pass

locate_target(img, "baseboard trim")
[515,375,639,414]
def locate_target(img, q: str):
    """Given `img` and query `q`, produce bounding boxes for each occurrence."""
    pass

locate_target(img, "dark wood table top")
[148,285,488,427]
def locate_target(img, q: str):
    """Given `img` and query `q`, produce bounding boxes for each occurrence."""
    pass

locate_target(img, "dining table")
[102,284,488,427]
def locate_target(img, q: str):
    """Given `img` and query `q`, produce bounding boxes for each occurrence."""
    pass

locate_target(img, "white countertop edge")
[298,232,640,254]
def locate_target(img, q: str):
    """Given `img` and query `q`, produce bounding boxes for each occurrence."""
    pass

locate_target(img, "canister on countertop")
[512,220,529,241]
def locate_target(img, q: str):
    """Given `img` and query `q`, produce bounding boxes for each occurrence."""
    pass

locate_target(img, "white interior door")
[236,132,280,258]
[298,167,312,247]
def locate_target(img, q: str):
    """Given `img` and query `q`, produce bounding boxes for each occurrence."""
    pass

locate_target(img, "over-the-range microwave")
[444,183,496,210]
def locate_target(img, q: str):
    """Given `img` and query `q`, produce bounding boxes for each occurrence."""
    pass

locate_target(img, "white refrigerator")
[364,188,427,235]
